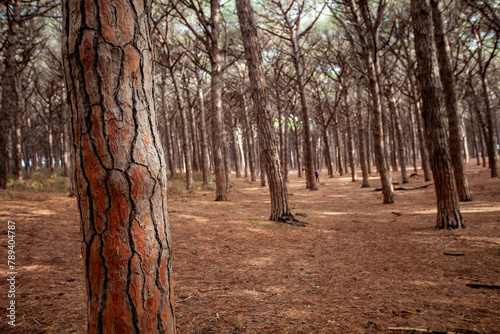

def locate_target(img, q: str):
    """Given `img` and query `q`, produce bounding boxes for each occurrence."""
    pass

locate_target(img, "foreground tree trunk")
[236,0,291,220]
[412,0,464,229]
[0,0,21,188]
[63,0,176,332]
[430,0,472,199]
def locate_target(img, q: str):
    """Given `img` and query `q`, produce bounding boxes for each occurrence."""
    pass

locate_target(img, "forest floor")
[0,162,499,333]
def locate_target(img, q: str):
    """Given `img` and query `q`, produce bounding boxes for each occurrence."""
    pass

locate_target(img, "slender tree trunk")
[283,114,289,181]
[169,64,192,189]
[160,73,176,179]
[228,112,241,178]
[412,0,464,229]
[290,36,317,190]
[196,71,210,186]
[63,0,176,332]
[345,97,358,182]
[242,94,256,181]
[13,112,23,180]
[431,0,472,199]
[386,90,408,183]
[211,0,227,200]
[356,0,394,203]
[356,77,370,187]
[187,91,200,172]
[479,64,498,177]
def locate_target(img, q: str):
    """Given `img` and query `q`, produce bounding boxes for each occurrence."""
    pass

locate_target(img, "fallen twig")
[387,327,455,333]
[375,183,434,191]
[466,283,500,290]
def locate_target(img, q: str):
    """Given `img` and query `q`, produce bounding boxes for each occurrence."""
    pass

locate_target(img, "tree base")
[276,214,308,227]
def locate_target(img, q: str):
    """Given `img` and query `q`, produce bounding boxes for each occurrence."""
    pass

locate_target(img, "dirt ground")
[1,162,499,333]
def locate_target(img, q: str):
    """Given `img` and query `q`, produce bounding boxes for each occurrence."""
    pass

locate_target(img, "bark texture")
[211,0,227,201]
[62,0,176,332]
[236,0,291,220]
[0,0,21,188]
[430,0,472,200]
[412,0,464,229]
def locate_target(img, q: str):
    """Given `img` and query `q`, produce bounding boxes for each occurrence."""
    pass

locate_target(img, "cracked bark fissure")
[62,0,175,332]
[236,0,291,220]
[412,0,464,229]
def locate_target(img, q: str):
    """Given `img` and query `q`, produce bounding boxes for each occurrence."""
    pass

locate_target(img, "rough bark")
[430,0,472,199]
[412,0,464,229]
[0,0,21,188]
[63,0,176,332]
[236,0,291,220]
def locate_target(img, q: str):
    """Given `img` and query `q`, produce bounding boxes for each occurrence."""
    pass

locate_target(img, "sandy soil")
[1,162,499,333]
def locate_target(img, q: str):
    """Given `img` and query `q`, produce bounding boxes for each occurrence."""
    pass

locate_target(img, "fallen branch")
[375,183,434,191]
[387,327,456,333]
[466,283,500,290]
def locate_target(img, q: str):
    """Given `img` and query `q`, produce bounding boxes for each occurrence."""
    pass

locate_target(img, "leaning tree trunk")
[412,0,464,229]
[236,0,291,220]
[431,0,472,199]
[63,0,176,332]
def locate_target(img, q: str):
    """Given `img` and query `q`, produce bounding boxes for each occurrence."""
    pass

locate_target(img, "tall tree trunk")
[47,124,54,174]
[357,0,394,203]
[345,97,358,182]
[356,77,370,187]
[196,71,210,186]
[283,113,289,181]
[13,112,23,180]
[169,64,192,189]
[242,94,256,181]
[334,114,344,176]
[211,0,227,201]
[431,0,472,199]
[412,0,464,229]
[386,89,408,183]
[290,36,317,190]
[63,0,176,332]
[187,91,200,172]
[478,58,498,177]
[228,112,241,178]
[0,0,21,188]
[161,72,176,179]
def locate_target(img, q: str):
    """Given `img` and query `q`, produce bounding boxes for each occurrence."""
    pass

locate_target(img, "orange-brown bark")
[63,0,176,332]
